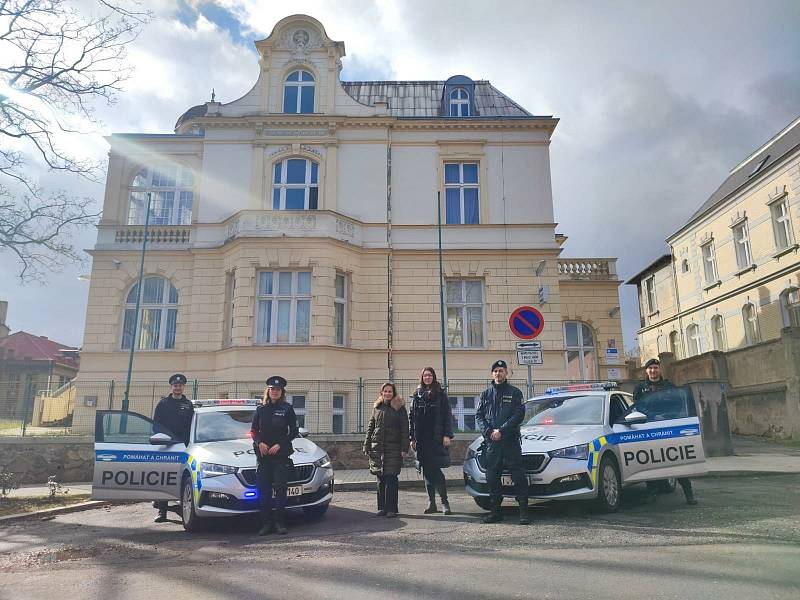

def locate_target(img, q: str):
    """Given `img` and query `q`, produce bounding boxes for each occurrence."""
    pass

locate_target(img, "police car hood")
[519,425,603,451]
[189,437,323,469]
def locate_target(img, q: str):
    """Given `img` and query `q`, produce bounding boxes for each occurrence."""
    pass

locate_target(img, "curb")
[0,500,111,523]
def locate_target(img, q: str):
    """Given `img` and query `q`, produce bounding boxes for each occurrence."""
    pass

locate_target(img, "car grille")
[238,464,314,487]
[476,453,548,474]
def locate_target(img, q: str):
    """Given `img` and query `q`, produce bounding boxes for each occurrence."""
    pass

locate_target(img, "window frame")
[563,321,599,380]
[711,314,726,351]
[254,271,312,345]
[685,323,701,357]
[668,330,681,359]
[449,88,471,117]
[121,277,179,351]
[271,158,319,211]
[444,162,480,225]
[127,164,194,226]
[769,196,795,251]
[288,394,306,428]
[732,220,753,270]
[445,279,485,349]
[332,394,346,434]
[742,303,760,346]
[334,272,348,346]
[282,69,315,114]
[780,288,800,328]
[644,275,657,314]
[701,240,719,285]
[223,271,235,348]
[450,395,478,431]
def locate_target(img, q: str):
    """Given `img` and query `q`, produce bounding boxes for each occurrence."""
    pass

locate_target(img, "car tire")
[181,474,206,532]
[303,503,330,518]
[473,496,492,511]
[595,455,621,513]
[657,478,677,494]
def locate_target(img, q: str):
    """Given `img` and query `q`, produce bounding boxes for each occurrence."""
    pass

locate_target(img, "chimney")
[0,300,9,340]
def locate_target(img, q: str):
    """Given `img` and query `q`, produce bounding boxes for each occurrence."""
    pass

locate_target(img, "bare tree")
[0,0,151,281]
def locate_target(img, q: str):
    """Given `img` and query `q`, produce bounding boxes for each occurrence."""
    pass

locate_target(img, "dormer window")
[283,70,315,114]
[449,88,471,117]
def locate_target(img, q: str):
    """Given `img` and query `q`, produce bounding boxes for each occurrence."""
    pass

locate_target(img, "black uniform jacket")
[153,395,194,444]
[475,381,525,442]
[632,377,675,402]
[250,402,299,459]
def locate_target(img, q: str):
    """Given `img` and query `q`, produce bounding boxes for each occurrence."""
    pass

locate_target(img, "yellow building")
[630,116,800,361]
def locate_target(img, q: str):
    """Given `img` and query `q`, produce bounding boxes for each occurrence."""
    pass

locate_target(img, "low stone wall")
[0,437,94,484]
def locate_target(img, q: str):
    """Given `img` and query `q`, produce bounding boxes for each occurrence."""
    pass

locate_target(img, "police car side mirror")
[624,411,647,426]
[149,432,177,445]
[298,427,309,437]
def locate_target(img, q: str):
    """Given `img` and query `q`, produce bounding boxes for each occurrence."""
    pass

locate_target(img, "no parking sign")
[508,306,545,340]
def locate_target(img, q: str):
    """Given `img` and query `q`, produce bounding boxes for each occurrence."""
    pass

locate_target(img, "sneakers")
[375,509,387,516]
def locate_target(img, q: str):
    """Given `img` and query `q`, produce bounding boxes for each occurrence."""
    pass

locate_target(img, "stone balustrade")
[558,258,616,280]
[114,226,191,245]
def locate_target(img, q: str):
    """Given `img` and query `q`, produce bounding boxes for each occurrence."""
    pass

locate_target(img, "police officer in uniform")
[152,373,194,523]
[476,360,530,524]
[634,358,697,505]
[251,375,299,536]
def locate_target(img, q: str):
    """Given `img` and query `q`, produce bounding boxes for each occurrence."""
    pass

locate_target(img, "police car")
[463,383,707,511]
[91,400,334,531]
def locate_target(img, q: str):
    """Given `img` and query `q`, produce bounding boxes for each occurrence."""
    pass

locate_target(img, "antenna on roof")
[211,88,216,102]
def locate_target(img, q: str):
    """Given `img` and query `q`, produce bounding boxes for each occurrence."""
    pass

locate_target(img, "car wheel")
[657,477,677,494]
[473,496,492,511]
[595,455,621,513]
[181,474,205,532]
[303,503,330,518]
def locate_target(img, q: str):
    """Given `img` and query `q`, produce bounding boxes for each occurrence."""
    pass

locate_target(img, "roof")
[0,331,79,365]
[175,104,208,129]
[625,254,673,285]
[672,115,800,239]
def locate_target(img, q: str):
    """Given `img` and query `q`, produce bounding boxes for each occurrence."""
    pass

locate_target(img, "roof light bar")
[545,382,617,395]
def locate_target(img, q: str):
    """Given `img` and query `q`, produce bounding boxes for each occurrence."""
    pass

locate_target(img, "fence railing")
[0,378,605,437]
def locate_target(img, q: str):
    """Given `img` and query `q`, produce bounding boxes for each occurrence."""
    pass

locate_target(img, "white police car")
[91,399,334,531]
[463,383,707,511]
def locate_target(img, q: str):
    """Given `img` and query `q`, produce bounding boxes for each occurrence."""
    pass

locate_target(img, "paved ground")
[1,475,798,600]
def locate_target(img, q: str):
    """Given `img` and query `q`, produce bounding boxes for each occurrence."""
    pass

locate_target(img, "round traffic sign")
[509,306,545,340]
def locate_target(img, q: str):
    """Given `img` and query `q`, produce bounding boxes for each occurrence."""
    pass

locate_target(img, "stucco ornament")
[279,27,322,59]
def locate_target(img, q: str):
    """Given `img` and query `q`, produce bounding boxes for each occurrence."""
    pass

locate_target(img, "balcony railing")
[558,259,616,280]
[115,226,191,244]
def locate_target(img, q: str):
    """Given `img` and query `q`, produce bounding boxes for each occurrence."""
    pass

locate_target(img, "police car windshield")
[195,410,254,443]
[524,395,604,426]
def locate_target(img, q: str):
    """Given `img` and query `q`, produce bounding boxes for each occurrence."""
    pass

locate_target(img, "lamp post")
[437,191,448,390]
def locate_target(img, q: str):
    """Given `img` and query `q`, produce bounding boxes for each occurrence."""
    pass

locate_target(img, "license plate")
[501,475,529,486]
[272,486,303,498]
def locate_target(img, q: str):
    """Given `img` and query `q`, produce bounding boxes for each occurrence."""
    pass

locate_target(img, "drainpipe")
[669,245,685,364]
[386,124,395,380]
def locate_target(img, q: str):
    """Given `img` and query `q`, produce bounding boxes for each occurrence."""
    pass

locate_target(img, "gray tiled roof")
[340,80,535,118]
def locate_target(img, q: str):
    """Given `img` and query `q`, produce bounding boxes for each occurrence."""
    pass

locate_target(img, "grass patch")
[0,494,91,517]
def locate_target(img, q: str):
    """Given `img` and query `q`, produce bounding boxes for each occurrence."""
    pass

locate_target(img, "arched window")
[780,287,800,327]
[686,324,701,357]
[127,165,194,226]
[742,303,760,346]
[563,321,598,380]
[668,330,681,359]
[656,334,667,353]
[283,70,315,114]
[121,277,178,350]
[711,314,726,351]
[449,88,471,117]
[272,158,319,210]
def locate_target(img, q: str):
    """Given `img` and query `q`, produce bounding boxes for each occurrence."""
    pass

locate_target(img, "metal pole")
[122,192,152,415]
[527,365,533,400]
[437,191,448,390]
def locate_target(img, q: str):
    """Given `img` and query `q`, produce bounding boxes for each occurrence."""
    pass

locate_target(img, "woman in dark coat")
[409,367,454,514]
[363,382,409,518]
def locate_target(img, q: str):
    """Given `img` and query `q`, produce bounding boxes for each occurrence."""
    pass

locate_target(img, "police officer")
[634,358,697,505]
[476,360,529,524]
[152,373,194,523]
[251,375,299,536]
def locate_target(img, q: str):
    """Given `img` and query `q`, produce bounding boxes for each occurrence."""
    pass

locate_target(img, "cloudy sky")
[1,0,799,354]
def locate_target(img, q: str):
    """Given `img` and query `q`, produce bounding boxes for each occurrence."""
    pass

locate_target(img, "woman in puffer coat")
[363,382,409,517]
[409,367,454,515]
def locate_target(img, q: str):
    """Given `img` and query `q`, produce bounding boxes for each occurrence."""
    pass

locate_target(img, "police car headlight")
[313,454,331,468]
[548,444,589,460]
[200,462,238,478]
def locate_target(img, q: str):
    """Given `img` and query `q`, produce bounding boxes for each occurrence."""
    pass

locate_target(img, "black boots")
[153,510,167,523]
[274,519,288,535]
[424,484,437,513]
[258,519,276,536]
[438,485,452,515]
[518,499,530,525]
[482,500,503,523]
[680,479,698,505]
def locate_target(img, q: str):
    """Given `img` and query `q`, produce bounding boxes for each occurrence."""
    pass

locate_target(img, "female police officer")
[250,375,299,535]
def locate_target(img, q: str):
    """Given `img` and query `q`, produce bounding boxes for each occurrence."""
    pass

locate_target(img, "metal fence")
[1,378,603,437]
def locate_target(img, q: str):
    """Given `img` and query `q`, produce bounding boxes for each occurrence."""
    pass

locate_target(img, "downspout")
[386,124,395,380]
[669,245,684,359]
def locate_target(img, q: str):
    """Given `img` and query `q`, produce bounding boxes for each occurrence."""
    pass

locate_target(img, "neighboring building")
[629,116,800,361]
[0,301,80,424]
[78,15,624,395]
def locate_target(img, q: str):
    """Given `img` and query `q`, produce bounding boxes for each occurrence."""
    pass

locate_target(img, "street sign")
[517,350,543,366]
[516,341,542,350]
[509,306,545,340]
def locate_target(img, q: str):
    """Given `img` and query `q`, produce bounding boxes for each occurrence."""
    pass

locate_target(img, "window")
[223,271,235,347]
[127,165,193,225]
[681,259,689,273]
[781,288,800,327]
[686,324,701,357]
[449,88,471,117]
[564,321,598,380]
[770,197,795,251]
[121,277,178,350]
[668,330,681,359]
[272,158,319,210]
[288,395,306,428]
[450,396,478,431]
[255,271,311,344]
[732,221,753,270]
[711,314,726,351]
[334,273,347,346]
[446,279,484,348]
[701,241,718,285]
[332,394,346,434]
[742,303,760,346]
[444,162,479,224]
[644,275,657,313]
[283,70,315,114]
[657,334,667,353]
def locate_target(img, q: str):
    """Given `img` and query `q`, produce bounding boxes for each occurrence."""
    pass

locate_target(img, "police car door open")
[610,387,707,483]
[92,410,185,501]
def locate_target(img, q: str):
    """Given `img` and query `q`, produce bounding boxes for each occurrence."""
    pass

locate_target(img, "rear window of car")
[523,394,604,426]
[195,410,255,443]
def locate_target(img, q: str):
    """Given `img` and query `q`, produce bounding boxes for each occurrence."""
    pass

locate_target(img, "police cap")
[644,358,661,369]
[266,375,287,389]
[491,360,508,371]
[169,373,187,385]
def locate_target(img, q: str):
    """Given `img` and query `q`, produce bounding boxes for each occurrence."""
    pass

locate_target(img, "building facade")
[78,15,624,396]
[630,116,800,361]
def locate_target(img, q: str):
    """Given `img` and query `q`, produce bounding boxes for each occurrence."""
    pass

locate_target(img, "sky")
[1,0,799,354]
